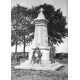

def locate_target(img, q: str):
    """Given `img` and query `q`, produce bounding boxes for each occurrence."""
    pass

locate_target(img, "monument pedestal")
[15,47,64,71]
[40,49,51,65]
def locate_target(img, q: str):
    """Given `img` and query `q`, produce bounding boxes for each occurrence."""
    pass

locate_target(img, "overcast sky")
[11,0,67,16]
[11,0,68,53]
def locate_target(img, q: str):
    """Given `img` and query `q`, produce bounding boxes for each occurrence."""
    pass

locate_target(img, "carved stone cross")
[39,8,44,13]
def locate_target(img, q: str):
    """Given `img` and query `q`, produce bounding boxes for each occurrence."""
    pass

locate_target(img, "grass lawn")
[11,58,68,80]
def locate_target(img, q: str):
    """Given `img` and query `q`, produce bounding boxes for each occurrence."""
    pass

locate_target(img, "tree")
[28,3,68,45]
[11,27,20,59]
[11,3,68,59]
[11,4,33,57]
[28,4,68,62]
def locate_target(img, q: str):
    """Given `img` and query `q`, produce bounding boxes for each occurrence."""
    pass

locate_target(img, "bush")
[54,53,68,59]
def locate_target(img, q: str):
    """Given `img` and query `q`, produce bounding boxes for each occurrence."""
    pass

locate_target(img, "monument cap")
[34,8,48,23]
[34,8,46,19]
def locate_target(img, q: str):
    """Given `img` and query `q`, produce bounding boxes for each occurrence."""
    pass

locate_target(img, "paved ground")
[11,58,68,80]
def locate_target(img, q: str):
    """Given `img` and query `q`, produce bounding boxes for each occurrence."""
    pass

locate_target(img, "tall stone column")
[33,8,50,64]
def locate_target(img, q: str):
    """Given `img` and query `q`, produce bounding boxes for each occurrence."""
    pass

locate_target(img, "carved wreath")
[32,47,42,64]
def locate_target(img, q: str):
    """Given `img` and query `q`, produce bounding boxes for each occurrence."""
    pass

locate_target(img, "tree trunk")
[15,41,17,59]
[23,34,25,57]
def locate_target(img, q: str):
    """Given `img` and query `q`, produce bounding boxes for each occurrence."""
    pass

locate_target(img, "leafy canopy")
[28,3,68,45]
[11,4,34,46]
[11,3,68,46]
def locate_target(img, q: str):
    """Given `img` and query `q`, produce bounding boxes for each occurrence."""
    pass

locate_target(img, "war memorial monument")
[15,8,63,71]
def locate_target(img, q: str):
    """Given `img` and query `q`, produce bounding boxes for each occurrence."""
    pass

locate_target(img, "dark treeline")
[54,53,68,59]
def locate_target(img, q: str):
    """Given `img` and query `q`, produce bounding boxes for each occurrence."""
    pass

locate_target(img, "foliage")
[54,53,68,59]
[28,3,68,45]
[11,4,34,47]
[49,45,56,63]
[11,4,33,56]
[11,3,68,51]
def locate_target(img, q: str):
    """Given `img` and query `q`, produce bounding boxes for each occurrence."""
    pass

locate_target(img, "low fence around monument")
[11,52,29,59]
[11,52,68,60]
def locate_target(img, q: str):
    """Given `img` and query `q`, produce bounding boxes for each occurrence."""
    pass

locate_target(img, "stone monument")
[15,8,63,71]
[32,8,50,65]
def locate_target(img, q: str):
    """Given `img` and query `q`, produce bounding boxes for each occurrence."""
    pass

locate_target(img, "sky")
[11,0,68,16]
[11,0,68,53]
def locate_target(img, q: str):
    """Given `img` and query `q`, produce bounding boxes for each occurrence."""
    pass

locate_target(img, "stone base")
[15,60,64,71]
[15,48,64,71]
